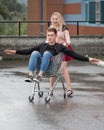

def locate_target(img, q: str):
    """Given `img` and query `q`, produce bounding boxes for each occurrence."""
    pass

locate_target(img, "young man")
[4,27,99,83]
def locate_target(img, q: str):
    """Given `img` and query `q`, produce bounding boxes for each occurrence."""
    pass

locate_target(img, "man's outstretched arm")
[62,47,100,63]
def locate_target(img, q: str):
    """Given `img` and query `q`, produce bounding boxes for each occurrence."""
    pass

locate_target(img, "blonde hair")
[50,12,66,31]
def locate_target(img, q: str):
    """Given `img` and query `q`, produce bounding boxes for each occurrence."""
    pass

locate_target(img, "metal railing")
[0,20,104,36]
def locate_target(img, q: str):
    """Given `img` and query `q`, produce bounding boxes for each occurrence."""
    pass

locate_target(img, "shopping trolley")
[28,53,67,103]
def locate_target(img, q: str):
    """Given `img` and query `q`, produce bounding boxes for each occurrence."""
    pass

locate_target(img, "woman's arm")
[64,30,71,45]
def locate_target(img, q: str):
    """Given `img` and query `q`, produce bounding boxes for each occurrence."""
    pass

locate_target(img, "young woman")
[48,12,73,97]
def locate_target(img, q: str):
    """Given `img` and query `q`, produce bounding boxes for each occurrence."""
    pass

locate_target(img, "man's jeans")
[28,51,53,73]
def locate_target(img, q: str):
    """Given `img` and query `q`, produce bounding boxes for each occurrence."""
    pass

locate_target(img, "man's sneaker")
[33,75,42,83]
[67,90,73,97]
[25,74,33,82]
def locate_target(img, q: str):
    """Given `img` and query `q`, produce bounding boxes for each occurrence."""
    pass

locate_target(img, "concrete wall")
[0,36,104,60]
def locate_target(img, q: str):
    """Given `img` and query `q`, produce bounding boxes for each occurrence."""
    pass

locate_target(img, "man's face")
[47,31,56,44]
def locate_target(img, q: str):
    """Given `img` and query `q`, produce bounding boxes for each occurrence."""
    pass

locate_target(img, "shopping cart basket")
[28,53,67,103]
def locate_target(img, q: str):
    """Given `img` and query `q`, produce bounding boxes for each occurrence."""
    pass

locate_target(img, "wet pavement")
[0,60,104,130]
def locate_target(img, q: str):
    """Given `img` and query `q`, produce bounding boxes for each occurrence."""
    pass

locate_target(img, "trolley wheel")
[44,96,50,103]
[28,96,34,102]
[64,93,66,99]
[38,91,43,97]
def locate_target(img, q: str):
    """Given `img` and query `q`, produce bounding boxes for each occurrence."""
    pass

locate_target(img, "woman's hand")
[63,43,67,46]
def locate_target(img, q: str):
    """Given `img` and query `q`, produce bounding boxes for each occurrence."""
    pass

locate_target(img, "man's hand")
[4,50,16,55]
[89,57,100,64]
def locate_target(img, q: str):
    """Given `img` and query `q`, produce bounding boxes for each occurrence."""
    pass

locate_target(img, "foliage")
[0,0,27,35]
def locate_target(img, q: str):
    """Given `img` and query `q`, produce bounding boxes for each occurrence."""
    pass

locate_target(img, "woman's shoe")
[48,90,53,96]
[67,90,73,97]
[50,91,53,96]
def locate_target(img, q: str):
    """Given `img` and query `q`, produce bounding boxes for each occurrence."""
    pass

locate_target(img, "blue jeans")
[28,51,53,73]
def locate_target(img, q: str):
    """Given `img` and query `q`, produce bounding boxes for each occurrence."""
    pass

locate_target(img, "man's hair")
[47,27,57,35]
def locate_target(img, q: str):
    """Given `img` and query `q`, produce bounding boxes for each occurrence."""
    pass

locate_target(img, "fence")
[0,20,104,36]
[0,36,104,61]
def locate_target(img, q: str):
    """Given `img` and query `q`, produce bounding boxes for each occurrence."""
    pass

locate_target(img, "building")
[27,0,104,36]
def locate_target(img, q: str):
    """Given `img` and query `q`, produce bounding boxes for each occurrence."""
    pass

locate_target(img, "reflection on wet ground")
[0,60,104,130]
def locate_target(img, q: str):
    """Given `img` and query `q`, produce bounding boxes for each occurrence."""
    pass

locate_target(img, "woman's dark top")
[16,43,89,62]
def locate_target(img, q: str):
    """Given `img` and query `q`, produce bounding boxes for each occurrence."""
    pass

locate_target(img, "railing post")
[48,21,50,27]
[18,21,21,36]
[77,21,79,35]
[40,0,43,36]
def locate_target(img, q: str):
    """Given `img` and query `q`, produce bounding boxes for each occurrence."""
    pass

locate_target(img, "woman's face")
[51,14,60,26]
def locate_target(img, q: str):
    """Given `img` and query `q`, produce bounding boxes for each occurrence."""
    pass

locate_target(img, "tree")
[0,0,27,35]
[0,1,9,19]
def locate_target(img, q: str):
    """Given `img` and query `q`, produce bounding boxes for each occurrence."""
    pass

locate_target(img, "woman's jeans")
[28,51,53,73]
